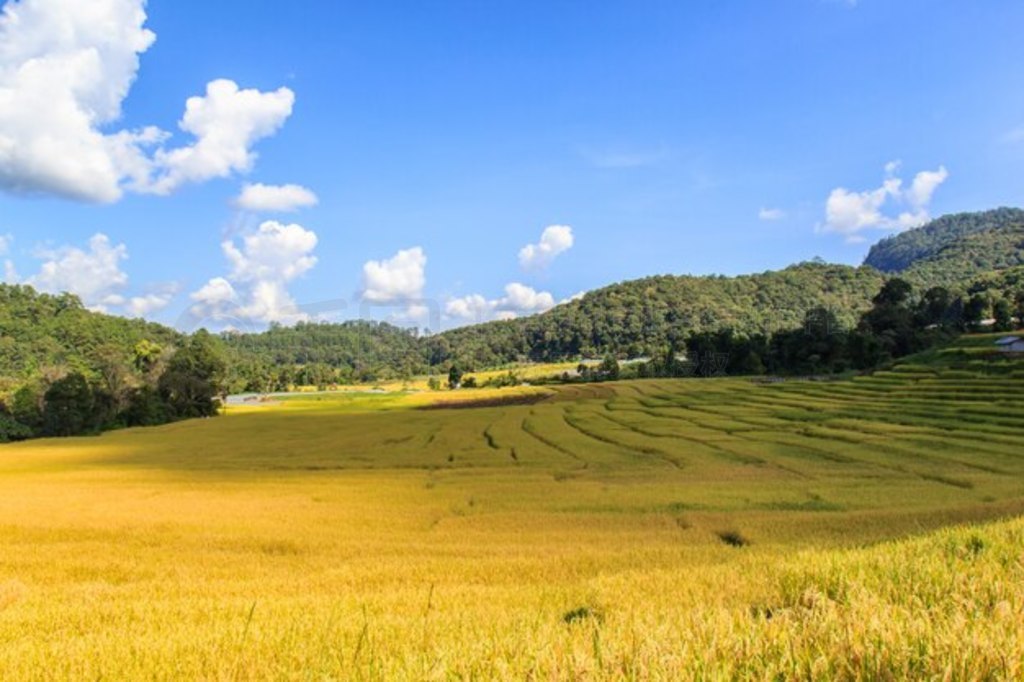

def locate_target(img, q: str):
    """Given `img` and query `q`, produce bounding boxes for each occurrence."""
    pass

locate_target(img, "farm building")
[995,336,1024,353]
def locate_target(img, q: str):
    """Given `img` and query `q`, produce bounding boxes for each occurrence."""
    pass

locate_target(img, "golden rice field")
[1,336,1023,679]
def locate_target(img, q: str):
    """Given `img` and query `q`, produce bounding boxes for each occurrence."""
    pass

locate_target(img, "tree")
[0,411,32,443]
[598,355,620,380]
[427,376,442,391]
[122,386,170,427]
[860,279,918,360]
[132,339,164,374]
[10,384,43,434]
[872,278,914,307]
[95,344,136,412]
[42,372,95,437]
[916,287,953,328]
[158,330,226,419]
[993,298,1014,332]
[448,365,464,390]
[963,294,988,331]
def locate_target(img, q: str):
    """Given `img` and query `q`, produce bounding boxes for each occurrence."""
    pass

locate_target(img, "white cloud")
[906,166,949,208]
[0,0,155,202]
[501,282,555,313]
[12,232,175,315]
[758,207,785,221]
[27,233,129,311]
[143,80,294,195]
[188,221,318,326]
[224,220,318,284]
[362,247,426,303]
[125,290,175,317]
[519,225,574,270]
[0,1,293,203]
[235,183,318,212]
[0,233,10,255]
[560,290,587,304]
[819,163,949,243]
[445,294,492,320]
[446,283,557,324]
[190,277,237,309]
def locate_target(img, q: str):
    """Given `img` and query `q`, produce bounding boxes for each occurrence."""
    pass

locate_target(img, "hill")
[0,284,182,391]
[900,223,1024,290]
[864,206,1024,278]
[221,320,429,390]
[433,262,885,367]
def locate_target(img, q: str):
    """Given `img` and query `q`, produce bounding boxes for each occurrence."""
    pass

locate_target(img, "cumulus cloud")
[27,234,129,311]
[758,207,785,221]
[188,221,318,326]
[0,0,293,203]
[444,294,492,320]
[0,0,155,202]
[502,282,555,313]
[235,183,318,212]
[190,277,237,309]
[819,163,949,243]
[11,232,178,315]
[445,283,557,324]
[519,225,574,270]
[224,221,318,283]
[143,80,295,195]
[125,287,177,317]
[362,247,426,303]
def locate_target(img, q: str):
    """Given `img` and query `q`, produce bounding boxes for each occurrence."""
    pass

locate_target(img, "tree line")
[594,279,1023,382]
[1,331,226,442]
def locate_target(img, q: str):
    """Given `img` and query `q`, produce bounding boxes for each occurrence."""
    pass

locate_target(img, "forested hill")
[432,263,885,368]
[864,207,1024,276]
[0,285,181,389]
[222,320,426,386]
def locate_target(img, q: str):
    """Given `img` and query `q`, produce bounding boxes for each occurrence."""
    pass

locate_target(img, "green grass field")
[1,335,1023,678]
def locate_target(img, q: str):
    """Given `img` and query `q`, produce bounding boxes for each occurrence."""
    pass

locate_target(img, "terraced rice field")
[0,336,1022,678]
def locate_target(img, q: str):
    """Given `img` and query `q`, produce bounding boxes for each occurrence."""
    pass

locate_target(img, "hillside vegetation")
[0,335,1022,678]
[434,262,885,367]
[865,206,1024,277]
[224,207,1024,375]
[0,285,224,440]
[0,285,181,388]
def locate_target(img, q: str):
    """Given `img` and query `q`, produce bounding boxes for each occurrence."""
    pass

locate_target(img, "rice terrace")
[3,1,1024,680]
[1,336,1023,678]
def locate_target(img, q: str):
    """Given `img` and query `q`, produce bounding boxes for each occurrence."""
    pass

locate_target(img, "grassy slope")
[0,335,1022,678]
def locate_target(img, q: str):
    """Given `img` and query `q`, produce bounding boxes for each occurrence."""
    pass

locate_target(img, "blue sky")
[1,0,1023,331]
